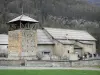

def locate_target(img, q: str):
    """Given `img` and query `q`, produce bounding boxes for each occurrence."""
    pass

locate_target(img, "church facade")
[8,15,97,60]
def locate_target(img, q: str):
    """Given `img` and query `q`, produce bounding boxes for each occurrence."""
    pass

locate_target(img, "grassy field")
[0,70,100,75]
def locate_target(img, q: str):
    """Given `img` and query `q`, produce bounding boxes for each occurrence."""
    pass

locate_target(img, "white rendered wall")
[0,45,8,53]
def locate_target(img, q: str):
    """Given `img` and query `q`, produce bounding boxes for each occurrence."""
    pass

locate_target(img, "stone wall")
[26,60,100,67]
[8,30,21,57]
[0,60,21,66]
[76,41,96,54]
[0,59,100,67]
[8,30,37,59]
[71,59,100,67]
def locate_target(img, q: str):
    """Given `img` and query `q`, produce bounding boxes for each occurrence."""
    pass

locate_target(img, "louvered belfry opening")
[7,14,39,30]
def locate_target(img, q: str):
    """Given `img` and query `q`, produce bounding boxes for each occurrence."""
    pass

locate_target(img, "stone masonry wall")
[0,59,100,67]
[26,60,100,67]
[8,30,37,59]
[8,30,21,58]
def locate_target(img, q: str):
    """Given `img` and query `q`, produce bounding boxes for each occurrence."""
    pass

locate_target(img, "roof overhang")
[79,41,94,45]
[7,14,39,24]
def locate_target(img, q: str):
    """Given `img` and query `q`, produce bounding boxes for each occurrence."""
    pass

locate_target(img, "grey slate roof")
[44,27,96,41]
[8,14,39,23]
[0,28,96,45]
[37,29,54,44]
[0,34,8,45]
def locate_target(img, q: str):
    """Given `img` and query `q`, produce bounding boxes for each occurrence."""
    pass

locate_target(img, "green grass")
[0,70,100,75]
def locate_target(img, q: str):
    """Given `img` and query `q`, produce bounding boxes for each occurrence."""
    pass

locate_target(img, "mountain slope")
[87,0,100,6]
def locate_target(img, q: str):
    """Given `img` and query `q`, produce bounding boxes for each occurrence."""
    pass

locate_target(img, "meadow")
[0,70,100,75]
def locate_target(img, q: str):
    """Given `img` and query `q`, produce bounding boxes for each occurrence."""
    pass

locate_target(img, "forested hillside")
[87,0,100,6]
[0,0,100,54]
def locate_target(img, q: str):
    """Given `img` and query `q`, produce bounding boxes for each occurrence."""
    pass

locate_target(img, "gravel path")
[0,66,100,71]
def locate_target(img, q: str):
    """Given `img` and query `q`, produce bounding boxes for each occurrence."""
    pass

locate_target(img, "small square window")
[42,51,50,55]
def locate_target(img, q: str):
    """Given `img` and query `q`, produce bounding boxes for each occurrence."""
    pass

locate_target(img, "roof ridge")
[44,27,87,32]
[19,14,24,20]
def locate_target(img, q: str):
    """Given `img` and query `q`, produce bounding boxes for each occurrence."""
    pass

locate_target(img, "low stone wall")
[26,61,71,67]
[0,60,21,66]
[0,59,100,67]
[26,59,100,67]
[71,59,100,67]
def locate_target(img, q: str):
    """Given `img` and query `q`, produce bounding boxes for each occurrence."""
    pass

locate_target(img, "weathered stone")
[8,30,37,60]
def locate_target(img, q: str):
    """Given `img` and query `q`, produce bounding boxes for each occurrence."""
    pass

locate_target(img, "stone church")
[7,15,96,60]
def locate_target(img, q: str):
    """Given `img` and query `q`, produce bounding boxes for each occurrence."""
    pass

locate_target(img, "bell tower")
[7,14,39,60]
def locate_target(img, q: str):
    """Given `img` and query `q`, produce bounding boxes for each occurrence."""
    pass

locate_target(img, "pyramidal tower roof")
[8,14,39,24]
